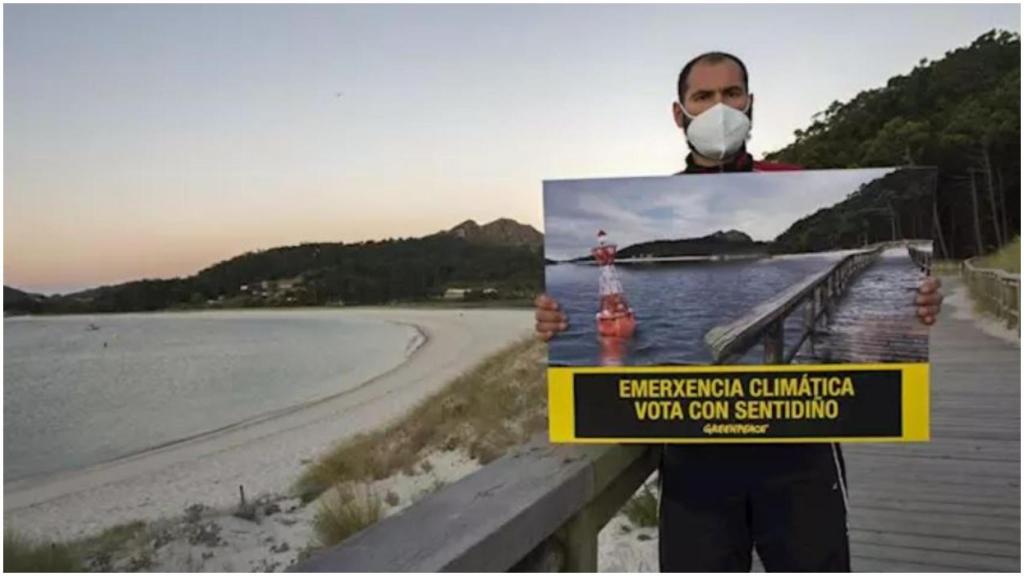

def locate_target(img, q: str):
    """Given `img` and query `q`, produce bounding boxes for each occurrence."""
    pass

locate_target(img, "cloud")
[543,167,895,260]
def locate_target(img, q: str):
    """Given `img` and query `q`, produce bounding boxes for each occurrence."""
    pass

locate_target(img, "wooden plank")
[849,507,1020,531]
[848,514,1016,543]
[850,528,1020,558]
[847,496,1019,519]
[850,542,1019,572]
[851,556,974,573]
[848,483,1018,504]
[844,453,1021,476]
[844,446,1021,460]
[847,468,1019,487]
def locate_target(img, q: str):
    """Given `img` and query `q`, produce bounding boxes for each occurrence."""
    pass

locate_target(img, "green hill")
[772,168,936,253]
[10,219,544,315]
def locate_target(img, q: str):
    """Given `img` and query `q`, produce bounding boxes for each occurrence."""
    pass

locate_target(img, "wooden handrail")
[907,244,933,274]
[704,247,883,364]
[961,257,1020,331]
[291,438,660,572]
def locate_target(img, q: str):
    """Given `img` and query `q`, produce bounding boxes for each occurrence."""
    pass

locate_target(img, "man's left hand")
[916,276,943,326]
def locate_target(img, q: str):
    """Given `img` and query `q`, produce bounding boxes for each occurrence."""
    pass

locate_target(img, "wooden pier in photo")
[703,246,884,364]
[907,243,933,273]
[799,248,930,363]
[703,242,937,365]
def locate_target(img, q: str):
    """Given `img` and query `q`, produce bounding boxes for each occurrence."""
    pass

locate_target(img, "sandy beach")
[4,308,533,552]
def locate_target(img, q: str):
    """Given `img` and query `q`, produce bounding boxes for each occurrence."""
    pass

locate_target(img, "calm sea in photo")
[547,251,852,366]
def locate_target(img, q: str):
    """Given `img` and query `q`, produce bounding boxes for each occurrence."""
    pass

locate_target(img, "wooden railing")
[907,244,933,274]
[704,247,883,364]
[961,257,1020,331]
[291,439,660,572]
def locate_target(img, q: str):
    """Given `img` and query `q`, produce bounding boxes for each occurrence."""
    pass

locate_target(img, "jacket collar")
[680,150,755,174]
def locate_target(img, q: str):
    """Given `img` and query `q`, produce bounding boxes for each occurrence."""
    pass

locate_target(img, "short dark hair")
[677,52,749,101]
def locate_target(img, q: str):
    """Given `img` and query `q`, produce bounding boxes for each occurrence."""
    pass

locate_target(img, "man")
[534,52,944,572]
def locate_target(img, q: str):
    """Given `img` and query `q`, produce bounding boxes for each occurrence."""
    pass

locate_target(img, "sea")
[3,309,422,482]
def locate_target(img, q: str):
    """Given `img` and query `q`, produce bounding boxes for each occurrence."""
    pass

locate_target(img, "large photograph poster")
[544,167,936,443]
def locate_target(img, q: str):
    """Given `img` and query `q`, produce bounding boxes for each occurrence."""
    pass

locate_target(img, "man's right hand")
[534,294,568,341]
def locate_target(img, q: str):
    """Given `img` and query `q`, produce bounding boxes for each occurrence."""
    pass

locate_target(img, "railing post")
[1002,278,1013,330]
[560,507,598,572]
[764,319,784,364]
[824,276,835,323]
[803,295,816,332]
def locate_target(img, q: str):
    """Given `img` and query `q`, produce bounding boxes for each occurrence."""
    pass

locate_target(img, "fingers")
[916,301,941,326]
[918,276,941,294]
[914,277,943,326]
[535,293,568,340]
[535,293,559,310]
[535,322,568,341]
[915,291,943,306]
[535,317,568,337]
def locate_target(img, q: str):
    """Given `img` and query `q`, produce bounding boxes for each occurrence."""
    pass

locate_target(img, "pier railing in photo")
[703,246,884,364]
[961,257,1021,331]
[907,244,933,273]
[291,440,660,572]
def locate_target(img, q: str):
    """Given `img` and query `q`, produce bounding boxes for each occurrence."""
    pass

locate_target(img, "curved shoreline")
[5,317,430,487]
[4,308,532,541]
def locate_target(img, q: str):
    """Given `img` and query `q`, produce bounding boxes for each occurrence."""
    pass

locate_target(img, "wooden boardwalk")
[295,274,1018,574]
[841,277,1020,572]
[800,249,930,363]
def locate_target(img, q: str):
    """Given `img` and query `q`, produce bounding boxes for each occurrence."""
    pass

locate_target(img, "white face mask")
[680,101,751,161]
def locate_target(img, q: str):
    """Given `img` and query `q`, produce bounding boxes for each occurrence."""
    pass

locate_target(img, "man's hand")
[916,276,943,326]
[535,294,568,341]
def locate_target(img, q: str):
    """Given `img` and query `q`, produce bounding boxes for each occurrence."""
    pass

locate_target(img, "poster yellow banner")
[549,362,929,443]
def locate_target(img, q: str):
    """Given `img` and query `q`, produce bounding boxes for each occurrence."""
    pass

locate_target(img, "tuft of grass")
[312,483,384,547]
[74,520,149,570]
[622,485,660,528]
[80,520,148,554]
[4,531,82,573]
[294,337,546,502]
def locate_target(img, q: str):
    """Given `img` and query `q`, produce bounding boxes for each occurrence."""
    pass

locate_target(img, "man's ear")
[672,101,685,130]
[747,93,754,124]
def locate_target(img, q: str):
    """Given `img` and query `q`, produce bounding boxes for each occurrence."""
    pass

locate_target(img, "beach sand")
[4,308,533,565]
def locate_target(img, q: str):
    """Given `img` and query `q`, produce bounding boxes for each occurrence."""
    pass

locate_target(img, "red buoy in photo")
[592,230,636,341]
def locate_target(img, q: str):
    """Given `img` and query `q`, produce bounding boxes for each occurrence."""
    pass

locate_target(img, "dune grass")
[294,336,547,504]
[312,483,385,547]
[3,531,82,573]
[3,520,152,573]
[976,236,1021,274]
[622,485,660,529]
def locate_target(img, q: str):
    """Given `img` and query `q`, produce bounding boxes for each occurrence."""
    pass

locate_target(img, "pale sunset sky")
[4,4,1019,294]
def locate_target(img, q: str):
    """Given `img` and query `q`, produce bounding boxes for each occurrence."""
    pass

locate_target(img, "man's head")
[672,52,754,164]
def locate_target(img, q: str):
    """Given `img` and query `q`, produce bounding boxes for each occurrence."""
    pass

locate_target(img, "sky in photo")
[543,168,897,261]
